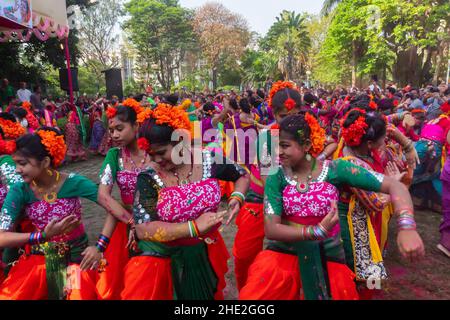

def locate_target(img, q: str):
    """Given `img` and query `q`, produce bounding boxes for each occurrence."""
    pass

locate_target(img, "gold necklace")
[172,164,193,185]
[32,171,61,204]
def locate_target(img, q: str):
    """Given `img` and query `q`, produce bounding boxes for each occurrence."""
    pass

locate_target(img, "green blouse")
[264,159,385,217]
[99,147,122,186]
[0,155,23,187]
[0,173,98,231]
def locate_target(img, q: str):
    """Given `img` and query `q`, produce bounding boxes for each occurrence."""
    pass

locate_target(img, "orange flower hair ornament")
[0,137,16,155]
[22,101,32,111]
[106,106,117,119]
[106,98,144,120]
[341,110,369,147]
[36,130,67,167]
[369,100,378,110]
[141,103,191,131]
[304,112,326,157]
[137,104,191,154]
[137,137,153,155]
[122,98,143,115]
[0,118,25,139]
[268,81,298,109]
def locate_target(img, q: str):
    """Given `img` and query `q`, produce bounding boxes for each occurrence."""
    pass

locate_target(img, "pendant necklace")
[32,170,61,204]
[125,147,147,173]
[293,158,316,194]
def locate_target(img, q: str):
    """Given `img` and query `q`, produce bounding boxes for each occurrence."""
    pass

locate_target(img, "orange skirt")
[0,255,98,300]
[121,231,229,300]
[239,250,359,300]
[96,221,130,300]
[232,202,265,291]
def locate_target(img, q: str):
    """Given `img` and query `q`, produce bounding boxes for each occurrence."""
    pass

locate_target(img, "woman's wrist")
[396,209,417,231]
[188,220,201,238]
[29,231,47,245]
[300,224,329,241]
[95,234,110,253]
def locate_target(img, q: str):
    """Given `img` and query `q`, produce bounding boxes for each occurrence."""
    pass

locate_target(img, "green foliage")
[123,0,197,91]
[260,10,311,81]
[315,0,450,86]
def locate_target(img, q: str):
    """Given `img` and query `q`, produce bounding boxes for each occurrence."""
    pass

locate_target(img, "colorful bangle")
[316,223,329,239]
[192,220,201,237]
[29,231,46,245]
[230,191,245,203]
[228,195,244,207]
[187,221,194,238]
[96,234,110,253]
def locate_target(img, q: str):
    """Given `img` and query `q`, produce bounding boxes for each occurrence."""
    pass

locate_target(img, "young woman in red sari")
[239,111,424,300]
[120,104,249,300]
[96,99,152,299]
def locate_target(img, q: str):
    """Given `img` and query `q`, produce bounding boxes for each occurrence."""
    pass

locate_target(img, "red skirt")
[239,250,359,300]
[0,255,98,300]
[232,202,265,291]
[96,221,130,300]
[121,231,229,300]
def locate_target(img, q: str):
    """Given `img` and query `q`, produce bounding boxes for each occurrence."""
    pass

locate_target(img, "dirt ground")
[64,155,450,300]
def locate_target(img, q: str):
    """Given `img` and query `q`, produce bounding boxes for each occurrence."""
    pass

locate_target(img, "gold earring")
[47,169,53,176]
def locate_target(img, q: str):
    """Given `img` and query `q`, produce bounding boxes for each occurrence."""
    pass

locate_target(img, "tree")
[317,0,450,88]
[0,0,90,94]
[124,0,197,92]
[261,11,311,81]
[321,0,342,16]
[78,0,122,80]
[192,2,250,90]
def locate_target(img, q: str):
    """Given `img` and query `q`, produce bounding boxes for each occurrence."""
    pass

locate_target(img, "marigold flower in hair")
[106,106,117,119]
[304,112,326,157]
[22,101,32,111]
[137,108,152,124]
[268,81,297,108]
[150,103,191,131]
[369,101,378,110]
[36,130,67,167]
[122,98,143,115]
[341,112,368,147]
[0,118,25,139]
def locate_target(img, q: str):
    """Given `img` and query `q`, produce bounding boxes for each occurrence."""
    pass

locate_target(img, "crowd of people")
[0,75,448,300]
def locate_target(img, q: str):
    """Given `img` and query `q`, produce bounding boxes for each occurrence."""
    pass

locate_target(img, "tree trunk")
[212,67,218,91]
[433,44,443,86]
[351,41,357,88]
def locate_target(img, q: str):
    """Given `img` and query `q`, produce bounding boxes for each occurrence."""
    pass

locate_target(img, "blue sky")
[179,0,325,36]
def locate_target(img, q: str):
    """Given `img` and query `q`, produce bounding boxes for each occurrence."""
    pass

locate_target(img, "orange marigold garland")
[137,108,152,124]
[150,103,191,131]
[268,81,297,108]
[341,112,369,147]
[22,101,32,111]
[304,112,326,157]
[122,98,143,115]
[36,130,67,167]
[0,118,25,139]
